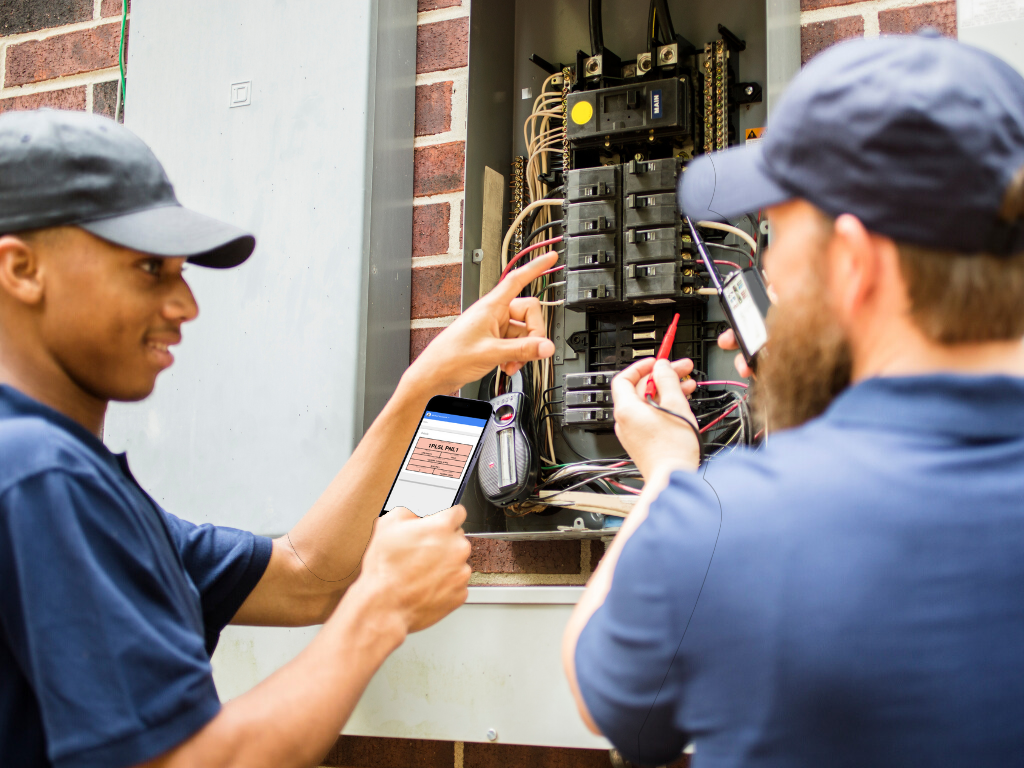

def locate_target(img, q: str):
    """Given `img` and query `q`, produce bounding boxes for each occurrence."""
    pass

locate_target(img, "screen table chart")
[406,438,473,479]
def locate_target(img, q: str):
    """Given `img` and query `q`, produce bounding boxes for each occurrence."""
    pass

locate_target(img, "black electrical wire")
[540,469,644,501]
[654,0,676,42]
[526,220,563,245]
[644,395,704,464]
[705,242,755,266]
[647,0,659,53]
[589,0,605,56]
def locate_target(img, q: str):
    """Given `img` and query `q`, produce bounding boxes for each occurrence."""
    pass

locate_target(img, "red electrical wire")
[696,380,749,388]
[540,264,564,276]
[610,480,642,495]
[700,402,740,433]
[500,236,563,281]
[714,260,742,272]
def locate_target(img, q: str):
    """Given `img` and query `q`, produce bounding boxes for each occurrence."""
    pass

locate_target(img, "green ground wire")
[118,1,128,116]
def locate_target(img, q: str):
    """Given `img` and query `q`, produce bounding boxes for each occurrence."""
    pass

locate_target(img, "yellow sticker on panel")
[571,100,594,125]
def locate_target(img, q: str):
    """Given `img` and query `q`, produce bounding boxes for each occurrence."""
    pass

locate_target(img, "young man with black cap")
[0,109,558,768]
[564,33,1024,767]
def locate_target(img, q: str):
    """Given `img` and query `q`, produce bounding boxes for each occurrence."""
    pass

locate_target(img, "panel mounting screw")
[745,86,754,96]
[486,729,498,742]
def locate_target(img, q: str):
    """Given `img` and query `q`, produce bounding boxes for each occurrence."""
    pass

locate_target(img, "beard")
[752,272,853,432]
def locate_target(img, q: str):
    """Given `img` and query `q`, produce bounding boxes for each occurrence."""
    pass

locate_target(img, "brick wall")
[409,0,469,363]
[801,0,957,64]
[0,0,127,118]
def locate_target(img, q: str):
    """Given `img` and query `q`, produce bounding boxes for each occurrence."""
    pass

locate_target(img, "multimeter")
[686,217,771,370]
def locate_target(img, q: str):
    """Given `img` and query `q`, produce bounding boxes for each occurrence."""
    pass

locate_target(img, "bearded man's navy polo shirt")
[0,385,273,768]
[576,375,1024,768]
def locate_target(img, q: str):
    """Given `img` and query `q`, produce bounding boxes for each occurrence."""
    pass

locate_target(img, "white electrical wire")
[501,199,564,270]
[697,220,758,253]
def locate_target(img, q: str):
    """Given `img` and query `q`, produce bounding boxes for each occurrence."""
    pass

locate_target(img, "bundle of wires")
[492,70,570,468]
[490,42,765,510]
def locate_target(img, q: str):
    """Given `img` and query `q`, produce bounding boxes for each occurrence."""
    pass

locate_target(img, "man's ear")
[827,214,882,327]
[0,235,45,306]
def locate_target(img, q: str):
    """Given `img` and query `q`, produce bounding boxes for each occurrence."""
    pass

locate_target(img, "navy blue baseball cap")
[679,33,1024,256]
[0,109,255,268]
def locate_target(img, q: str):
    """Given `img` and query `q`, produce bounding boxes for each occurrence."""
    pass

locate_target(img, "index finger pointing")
[493,252,559,302]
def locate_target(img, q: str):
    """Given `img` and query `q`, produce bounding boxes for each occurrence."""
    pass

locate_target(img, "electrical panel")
[462,0,796,537]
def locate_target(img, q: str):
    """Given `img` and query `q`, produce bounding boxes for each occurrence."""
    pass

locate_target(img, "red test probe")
[644,313,680,399]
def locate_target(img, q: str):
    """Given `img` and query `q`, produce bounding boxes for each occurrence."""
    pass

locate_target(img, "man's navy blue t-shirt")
[0,386,273,768]
[576,375,1024,768]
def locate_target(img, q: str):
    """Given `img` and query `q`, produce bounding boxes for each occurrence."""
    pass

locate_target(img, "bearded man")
[562,33,1024,768]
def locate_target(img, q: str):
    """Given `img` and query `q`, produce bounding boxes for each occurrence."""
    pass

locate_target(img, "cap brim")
[79,204,255,268]
[678,143,793,222]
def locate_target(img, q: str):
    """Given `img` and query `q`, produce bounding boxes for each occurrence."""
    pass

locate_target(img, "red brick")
[418,0,460,10]
[5,22,123,87]
[411,326,445,362]
[800,15,864,65]
[92,79,121,122]
[413,202,451,258]
[469,539,581,574]
[800,0,858,10]
[0,85,86,114]
[415,81,453,136]
[413,141,465,197]
[416,18,468,74]
[0,0,92,36]
[879,0,956,37]
[412,263,462,319]
[464,743,691,768]
[322,735,454,768]
[100,0,129,15]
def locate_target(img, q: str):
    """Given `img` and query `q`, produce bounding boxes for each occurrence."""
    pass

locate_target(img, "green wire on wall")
[117,0,128,121]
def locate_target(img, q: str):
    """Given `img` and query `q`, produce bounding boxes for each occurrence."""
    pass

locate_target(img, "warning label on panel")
[744,127,765,145]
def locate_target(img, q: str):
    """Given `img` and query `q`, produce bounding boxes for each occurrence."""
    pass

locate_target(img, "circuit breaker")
[459,0,799,535]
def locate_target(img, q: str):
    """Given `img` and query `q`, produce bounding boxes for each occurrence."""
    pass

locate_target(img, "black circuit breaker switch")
[566,78,690,143]
[624,261,694,300]
[566,233,618,269]
[624,157,681,194]
[566,268,620,309]
[625,192,680,228]
[564,372,614,390]
[565,200,618,236]
[566,166,620,202]
[625,225,681,263]
[565,390,614,407]
[563,407,615,427]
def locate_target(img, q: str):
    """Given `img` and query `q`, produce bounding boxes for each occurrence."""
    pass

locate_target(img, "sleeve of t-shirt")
[159,511,273,654]
[0,470,222,768]
[574,470,722,767]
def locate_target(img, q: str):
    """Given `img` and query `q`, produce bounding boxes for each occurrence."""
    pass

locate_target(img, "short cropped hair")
[895,167,1024,343]
[896,244,1024,343]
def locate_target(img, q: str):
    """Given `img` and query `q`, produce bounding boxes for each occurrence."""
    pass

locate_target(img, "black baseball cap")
[0,109,255,268]
[679,32,1024,256]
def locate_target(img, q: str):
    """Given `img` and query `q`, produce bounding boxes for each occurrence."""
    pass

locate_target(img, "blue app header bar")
[424,411,488,428]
